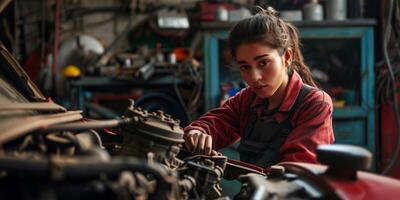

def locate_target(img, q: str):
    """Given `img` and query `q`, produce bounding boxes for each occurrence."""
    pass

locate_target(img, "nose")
[249,68,262,83]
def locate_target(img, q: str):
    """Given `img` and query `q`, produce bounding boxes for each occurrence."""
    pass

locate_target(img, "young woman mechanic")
[183,7,334,168]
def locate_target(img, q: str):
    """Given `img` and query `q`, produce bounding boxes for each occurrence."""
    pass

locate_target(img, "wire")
[173,71,192,122]
[381,0,400,175]
[188,68,203,113]
[51,0,61,97]
[182,60,203,114]
[40,0,46,69]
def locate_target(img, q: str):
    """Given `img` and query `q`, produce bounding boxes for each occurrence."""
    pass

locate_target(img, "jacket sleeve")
[184,89,247,150]
[279,91,335,164]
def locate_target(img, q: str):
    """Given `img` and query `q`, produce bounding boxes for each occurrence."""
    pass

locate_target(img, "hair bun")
[252,6,280,17]
[265,6,279,16]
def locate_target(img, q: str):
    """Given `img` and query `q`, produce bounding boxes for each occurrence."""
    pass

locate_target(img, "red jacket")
[184,71,334,164]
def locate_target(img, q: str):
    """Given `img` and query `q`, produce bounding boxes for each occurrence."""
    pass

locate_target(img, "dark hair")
[228,6,316,87]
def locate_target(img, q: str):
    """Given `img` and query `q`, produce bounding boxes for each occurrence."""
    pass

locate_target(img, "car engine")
[0,99,228,200]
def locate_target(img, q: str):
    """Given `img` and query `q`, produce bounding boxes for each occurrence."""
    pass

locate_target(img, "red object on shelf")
[173,48,191,61]
[380,93,400,178]
[198,2,235,21]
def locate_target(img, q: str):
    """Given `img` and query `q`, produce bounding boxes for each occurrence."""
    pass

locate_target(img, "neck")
[268,74,289,109]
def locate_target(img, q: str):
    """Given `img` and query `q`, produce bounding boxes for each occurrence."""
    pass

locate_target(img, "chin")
[254,91,273,99]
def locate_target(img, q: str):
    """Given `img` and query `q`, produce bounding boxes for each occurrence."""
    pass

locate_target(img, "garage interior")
[0,0,400,199]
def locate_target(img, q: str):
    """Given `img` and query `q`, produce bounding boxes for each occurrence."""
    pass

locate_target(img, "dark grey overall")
[237,84,312,168]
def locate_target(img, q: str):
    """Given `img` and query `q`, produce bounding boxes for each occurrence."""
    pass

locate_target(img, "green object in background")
[220,147,241,198]
[221,178,241,198]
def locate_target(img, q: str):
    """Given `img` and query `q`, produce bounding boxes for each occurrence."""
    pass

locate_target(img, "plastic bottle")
[216,6,228,21]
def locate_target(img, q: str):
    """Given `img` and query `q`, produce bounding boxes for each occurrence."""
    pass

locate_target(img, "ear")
[282,48,293,69]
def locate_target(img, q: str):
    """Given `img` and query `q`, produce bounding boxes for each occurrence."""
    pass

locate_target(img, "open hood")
[0,42,46,102]
[0,0,11,14]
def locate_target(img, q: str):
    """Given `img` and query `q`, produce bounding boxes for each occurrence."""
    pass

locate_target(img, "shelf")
[200,19,377,30]
[70,75,187,89]
[333,107,371,119]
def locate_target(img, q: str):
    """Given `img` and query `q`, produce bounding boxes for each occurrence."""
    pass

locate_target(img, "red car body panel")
[281,162,400,200]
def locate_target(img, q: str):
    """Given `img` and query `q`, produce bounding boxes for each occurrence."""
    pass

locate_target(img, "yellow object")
[63,65,81,78]
[333,100,345,108]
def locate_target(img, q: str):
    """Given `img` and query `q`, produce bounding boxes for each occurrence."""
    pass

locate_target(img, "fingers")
[204,135,212,155]
[195,133,206,154]
[184,134,195,152]
[184,130,200,152]
[191,134,200,152]
[184,130,213,156]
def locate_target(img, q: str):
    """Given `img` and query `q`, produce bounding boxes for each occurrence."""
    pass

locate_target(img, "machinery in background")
[67,57,202,127]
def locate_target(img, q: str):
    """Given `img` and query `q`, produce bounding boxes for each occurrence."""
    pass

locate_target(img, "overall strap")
[238,84,314,167]
[262,83,313,165]
[276,84,312,141]
[288,84,312,121]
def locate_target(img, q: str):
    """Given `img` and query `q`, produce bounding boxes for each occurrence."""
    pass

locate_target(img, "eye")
[258,59,269,67]
[239,65,250,72]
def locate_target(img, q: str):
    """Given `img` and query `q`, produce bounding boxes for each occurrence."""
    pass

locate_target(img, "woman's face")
[235,42,290,99]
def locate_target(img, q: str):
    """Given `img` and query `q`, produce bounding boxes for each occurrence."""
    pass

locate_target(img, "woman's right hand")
[183,129,214,156]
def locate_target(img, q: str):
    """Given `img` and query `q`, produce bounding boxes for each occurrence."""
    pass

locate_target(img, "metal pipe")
[0,102,66,112]
[44,118,130,132]
[0,111,83,145]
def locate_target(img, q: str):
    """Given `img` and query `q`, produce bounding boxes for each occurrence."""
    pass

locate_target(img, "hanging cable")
[51,0,61,97]
[381,0,400,174]
[173,71,191,122]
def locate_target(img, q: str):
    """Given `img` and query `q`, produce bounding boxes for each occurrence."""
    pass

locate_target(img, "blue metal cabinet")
[299,24,375,157]
[203,20,376,159]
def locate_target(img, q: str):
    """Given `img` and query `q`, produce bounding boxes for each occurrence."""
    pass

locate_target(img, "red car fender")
[280,162,400,200]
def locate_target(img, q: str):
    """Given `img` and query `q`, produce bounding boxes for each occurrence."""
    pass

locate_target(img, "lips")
[254,85,268,90]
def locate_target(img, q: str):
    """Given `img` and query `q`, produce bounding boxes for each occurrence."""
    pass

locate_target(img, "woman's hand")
[184,129,214,156]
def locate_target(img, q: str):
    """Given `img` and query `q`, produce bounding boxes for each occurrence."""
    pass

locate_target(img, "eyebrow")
[253,54,269,60]
[237,54,270,64]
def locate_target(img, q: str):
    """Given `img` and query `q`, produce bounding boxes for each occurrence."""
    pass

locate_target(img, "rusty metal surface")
[0,102,66,111]
[0,110,83,144]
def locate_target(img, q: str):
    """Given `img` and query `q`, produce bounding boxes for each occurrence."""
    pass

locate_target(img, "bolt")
[204,159,215,168]
[269,165,285,178]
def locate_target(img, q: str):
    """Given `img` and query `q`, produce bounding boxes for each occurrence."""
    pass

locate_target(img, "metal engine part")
[178,155,227,199]
[118,101,228,199]
[119,100,185,169]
